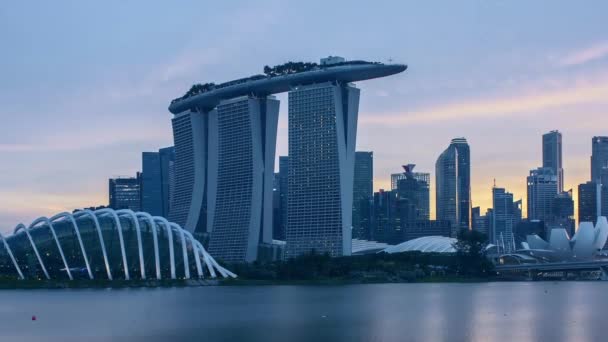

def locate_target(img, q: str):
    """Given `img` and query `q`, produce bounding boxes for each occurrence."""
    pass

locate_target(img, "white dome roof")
[383,236,457,254]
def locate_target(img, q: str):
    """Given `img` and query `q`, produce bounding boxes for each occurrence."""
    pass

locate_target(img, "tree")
[453,229,494,276]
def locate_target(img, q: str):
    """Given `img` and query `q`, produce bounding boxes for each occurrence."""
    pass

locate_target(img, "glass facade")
[109,176,141,211]
[207,96,279,263]
[142,147,175,218]
[169,111,199,229]
[352,152,373,240]
[0,209,235,281]
[435,138,471,235]
[286,82,359,258]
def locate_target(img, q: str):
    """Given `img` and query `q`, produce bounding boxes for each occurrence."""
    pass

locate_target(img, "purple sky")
[1,1,608,232]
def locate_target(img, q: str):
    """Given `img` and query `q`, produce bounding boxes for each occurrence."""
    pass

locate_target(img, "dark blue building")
[141,147,175,217]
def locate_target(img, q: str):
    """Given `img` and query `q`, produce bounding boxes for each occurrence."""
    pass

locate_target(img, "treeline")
[228,230,494,283]
[263,61,318,77]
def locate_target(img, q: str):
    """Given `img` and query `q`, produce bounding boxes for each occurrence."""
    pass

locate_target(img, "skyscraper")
[550,190,575,237]
[542,130,563,192]
[285,81,359,258]
[207,96,279,262]
[490,186,521,252]
[168,56,405,262]
[277,156,289,241]
[435,138,471,235]
[391,166,430,220]
[169,110,207,232]
[471,206,489,236]
[396,164,430,221]
[141,147,175,217]
[109,174,142,211]
[352,152,373,240]
[391,171,430,191]
[527,167,558,221]
[578,181,608,225]
[591,136,608,185]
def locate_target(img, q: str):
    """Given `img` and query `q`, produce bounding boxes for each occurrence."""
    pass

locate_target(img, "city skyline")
[2,1,608,231]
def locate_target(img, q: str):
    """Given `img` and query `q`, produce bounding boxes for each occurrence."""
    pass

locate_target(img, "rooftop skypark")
[171,60,384,105]
[168,58,406,113]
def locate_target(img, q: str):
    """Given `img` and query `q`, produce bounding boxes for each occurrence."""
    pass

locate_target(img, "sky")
[1,1,608,232]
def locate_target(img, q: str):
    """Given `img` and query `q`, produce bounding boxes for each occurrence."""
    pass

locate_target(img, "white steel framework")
[0,208,236,281]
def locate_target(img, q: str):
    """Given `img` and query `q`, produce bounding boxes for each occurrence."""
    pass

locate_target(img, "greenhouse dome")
[0,208,235,281]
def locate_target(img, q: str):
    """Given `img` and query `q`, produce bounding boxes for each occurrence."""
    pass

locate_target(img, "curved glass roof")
[0,208,236,281]
[383,236,457,254]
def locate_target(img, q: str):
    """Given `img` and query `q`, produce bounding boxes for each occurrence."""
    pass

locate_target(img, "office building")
[490,187,521,252]
[527,167,558,221]
[542,130,563,192]
[391,171,430,191]
[471,206,489,236]
[435,138,471,235]
[591,136,608,185]
[396,164,430,221]
[550,190,575,237]
[352,152,373,240]
[514,219,546,244]
[578,181,608,225]
[276,156,289,241]
[141,147,175,217]
[109,174,141,211]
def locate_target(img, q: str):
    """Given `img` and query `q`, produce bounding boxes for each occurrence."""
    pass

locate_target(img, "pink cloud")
[558,41,608,66]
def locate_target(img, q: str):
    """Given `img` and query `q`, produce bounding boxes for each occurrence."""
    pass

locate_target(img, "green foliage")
[228,249,491,283]
[171,82,216,104]
[453,229,494,276]
[262,61,318,76]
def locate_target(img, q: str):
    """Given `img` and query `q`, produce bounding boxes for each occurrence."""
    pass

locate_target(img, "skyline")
[2,1,608,231]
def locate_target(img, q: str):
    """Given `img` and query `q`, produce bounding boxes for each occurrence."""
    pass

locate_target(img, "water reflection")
[0,283,607,341]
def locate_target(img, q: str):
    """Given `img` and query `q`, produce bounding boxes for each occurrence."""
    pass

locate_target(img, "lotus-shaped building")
[0,208,236,281]
[500,217,608,264]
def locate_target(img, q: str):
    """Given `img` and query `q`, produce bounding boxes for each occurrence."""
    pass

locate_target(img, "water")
[0,282,607,341]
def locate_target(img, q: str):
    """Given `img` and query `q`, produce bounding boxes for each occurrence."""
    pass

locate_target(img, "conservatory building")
[0,208,235,281]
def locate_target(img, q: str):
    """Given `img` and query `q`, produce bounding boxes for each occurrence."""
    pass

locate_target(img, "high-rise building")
[352,152,373,240]
[514,219,545,244]
[272,172,282,240]
[170,96,279,263]
[207,96,279,263]
[396,164,430,221]
[542,130,563,192]
[168,57,405,262]
[490,187,521,252]
[285,82,359,258]
[277,156,289,241]
[109,174,142,211]
[550,190,575,237]
[591,136,608,185]
[141,147,175,217]
[527,167,558,221]
[471,207,493,237]
[371,188,449,244]
[169,110,207,232]
[435,138,471,235]
[391,171,430,191]
[578,181,608,225]
[372,190,399,243]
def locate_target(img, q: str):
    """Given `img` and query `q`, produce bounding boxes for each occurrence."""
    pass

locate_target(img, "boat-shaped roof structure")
[169,60,407,113]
